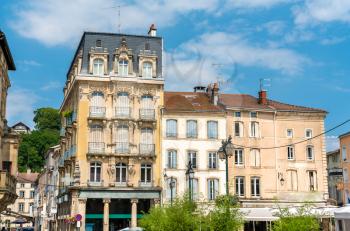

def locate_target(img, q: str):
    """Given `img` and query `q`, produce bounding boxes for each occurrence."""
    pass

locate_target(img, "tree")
[33,107,61,131]
[272,204,320,231]
[18,107,61,172]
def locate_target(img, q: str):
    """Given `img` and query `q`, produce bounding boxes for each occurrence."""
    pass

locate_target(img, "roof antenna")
[118,4,121,33]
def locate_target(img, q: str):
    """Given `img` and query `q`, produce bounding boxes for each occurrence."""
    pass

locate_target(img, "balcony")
[89,107,106,118]
[166,132,177,138]
[88,142,105,154]
[139,144,155,155]
[114,107,132,119]
[114,142,129,154]
[0,171,17,212]
[139,109,155,120]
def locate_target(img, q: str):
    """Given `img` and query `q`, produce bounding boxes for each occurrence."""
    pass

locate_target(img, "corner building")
[57,29,163,231]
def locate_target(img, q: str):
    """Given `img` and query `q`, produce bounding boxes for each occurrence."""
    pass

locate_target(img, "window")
[2,161,12,173]
[187,178,199,200]
[166,178,177,200]
[188,151,197,169]
[93,58,104,76]
[140,95,154,119]
[140,128,154,154]
[306,129,313,138]
[167,150,177,169]
[141,164,152,183]
[251,177,260,197]
[287,146,294,160]
[208,179,219,200]
[234,121,243,137]
[235,177,245,197]
[18,203,24,212]
[344,169,348,183]
[90,91,105,117]
[235,149,244,166]
[250,112,257,118]
[143,62,152,78]
[207,121,218,139]
[119,59,128,76]
[342,146,347,161]
[19,191,25,198]
[234,111,241,118]
[250,149,260,167]
[287,129,293,138]
[287,170,298,191]
[208,152,217,169]
[96,40,102,47]
[250,122,259,137]
[116,92,130,117]
[115,125,129,153]
[186,120,198,138]
[145,42,150,50]
[116,163,127,183]
[166,119,177,137]
[89,124,104,153]
[20,183,25,188]
[29,203,34,214]
[90,162,101,182]
[306,146,314,160]
[308,171,317,191]
[30,191,35,198]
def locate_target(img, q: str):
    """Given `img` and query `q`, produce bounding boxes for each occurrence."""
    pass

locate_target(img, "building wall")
[340,133,350,204]
[227,110,328,206]
[162,114,226,202]
[327,150,343,205]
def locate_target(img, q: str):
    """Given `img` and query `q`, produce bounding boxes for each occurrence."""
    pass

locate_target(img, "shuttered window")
[250,149,260,167]
[287,170,298,191]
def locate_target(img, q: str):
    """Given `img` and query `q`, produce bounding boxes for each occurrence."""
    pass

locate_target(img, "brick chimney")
[148,24,157,37]
[207,83,219,105]
[258,90,268,105]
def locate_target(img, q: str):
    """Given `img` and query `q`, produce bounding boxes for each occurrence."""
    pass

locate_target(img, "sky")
[1,0,349,151]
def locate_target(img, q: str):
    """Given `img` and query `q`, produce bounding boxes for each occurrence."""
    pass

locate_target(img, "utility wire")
[231,118,350,150]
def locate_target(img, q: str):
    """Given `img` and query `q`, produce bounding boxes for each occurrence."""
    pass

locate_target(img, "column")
[103,198,111,231]
[78,198,87,231]
[130,199,138,228]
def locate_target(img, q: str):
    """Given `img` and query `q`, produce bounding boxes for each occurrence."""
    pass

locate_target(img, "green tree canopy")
[33,107,61,131]
[18,107,61,172]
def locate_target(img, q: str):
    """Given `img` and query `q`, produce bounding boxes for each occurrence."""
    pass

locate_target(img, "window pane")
[166,120,177,137]
[207,121,218,139]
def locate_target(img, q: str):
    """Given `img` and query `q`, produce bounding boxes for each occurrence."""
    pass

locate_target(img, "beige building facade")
[57,28,164,231]
[339,132,350,205]
[221,90,328,207]
[0,30,18,212]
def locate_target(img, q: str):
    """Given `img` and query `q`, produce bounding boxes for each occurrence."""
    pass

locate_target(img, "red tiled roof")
[219,94,326,113]
[164,92,224,112]
[17,172,39,183]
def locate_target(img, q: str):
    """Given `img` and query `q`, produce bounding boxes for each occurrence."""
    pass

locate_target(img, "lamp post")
[169,176,176,205]
[185,161,195,201]
[217,135,234,195]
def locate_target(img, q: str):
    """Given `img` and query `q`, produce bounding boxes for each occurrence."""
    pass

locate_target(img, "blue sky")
[1,0,349,150]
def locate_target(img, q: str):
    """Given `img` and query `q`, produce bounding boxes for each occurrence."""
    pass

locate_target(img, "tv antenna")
[106,0,123,33]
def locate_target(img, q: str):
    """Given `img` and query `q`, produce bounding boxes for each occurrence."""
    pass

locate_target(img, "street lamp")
[185,161,195,201]
[217,135,234,195]
[169,176,176,205]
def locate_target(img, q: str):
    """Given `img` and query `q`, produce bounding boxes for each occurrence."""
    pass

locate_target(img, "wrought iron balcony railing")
[139,144,155,155]
[139,109,155,120]
[114,107,132,118]
[89,106,106,118]
[114,142,129,154]
[88,142,105,154]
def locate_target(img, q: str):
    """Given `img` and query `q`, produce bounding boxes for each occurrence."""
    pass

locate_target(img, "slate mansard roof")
[164,92,326,114]
[68,31,163,78]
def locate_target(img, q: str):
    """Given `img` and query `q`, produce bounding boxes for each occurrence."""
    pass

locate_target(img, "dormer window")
[119,60,128,76]
[93,58,104,76]
[96,40,102,47]
[143,62,152,78]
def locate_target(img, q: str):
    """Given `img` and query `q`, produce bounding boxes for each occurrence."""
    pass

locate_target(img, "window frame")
[186,120,198,138]
[92,58,104,76]
[167,150,177,169]
[90,162,102,183]
[306,145,314,161]
[141,163,152,183]
[166,119,177,138]
[234,149,244,166]
[234,121,244,137]
[207,178,219,201]
[142,61,153,78]
[207,120,218,139]
[118,59,129,76]
[287,146,295,160]
[305,129,313,139]
[116,162,127,183]
[208,152,218,169]
[250,121,259,138]
[235,176,245,197]
[251,177,261,197]
[286,129,293,138]
[188,151,197,169]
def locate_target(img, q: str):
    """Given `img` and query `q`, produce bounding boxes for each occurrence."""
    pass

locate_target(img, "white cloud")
[258,20,287,35]
[293,0,350,26]
[320,36,347,45]
[41,81,62,91]
[165,32,308,90]
[9,0,218,46]
[20,60,41,66]
[226,0,293,9]
[326,135,339,152]
[6,88,38,128]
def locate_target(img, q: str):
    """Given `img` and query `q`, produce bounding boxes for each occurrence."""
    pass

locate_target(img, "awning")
[240,208,279,221]
[334,204,350,219]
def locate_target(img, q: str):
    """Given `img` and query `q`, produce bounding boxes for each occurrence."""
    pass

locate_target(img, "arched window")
[143,62,152,78]
[116,163,127,183]
[89,124,104,153]
[90,162,101,182]
[93,58,104,76]
[119,59,128,76]
[90,91,105,117]
[115,125,129,153]
[116,92,130,117]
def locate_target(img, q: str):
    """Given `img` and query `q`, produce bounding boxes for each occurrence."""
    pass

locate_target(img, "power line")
[231,118,350,150]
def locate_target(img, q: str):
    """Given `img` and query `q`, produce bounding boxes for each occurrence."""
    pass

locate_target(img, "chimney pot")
[259,90,268,105]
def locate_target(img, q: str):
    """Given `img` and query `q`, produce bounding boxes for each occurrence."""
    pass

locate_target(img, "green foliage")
[139,194,243,231]
[62,110,73,118]
[272,204,320,231]
[33,107,61,131]
[18,107,60,172]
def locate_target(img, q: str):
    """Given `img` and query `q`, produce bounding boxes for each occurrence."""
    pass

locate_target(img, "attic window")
[96,40,102,47]
[145,43,150,50]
